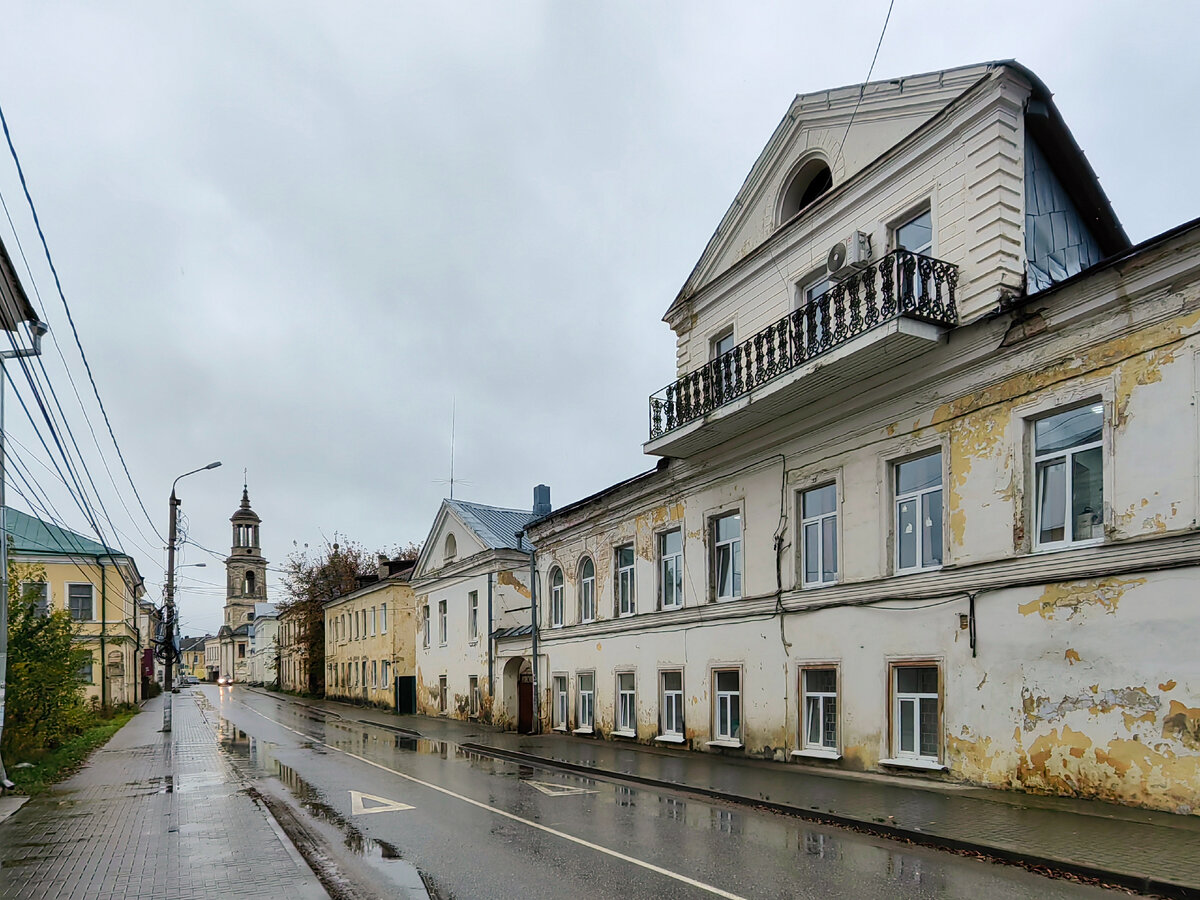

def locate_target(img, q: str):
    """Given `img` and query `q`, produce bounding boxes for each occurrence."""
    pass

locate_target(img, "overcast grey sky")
[0,1,1195,636]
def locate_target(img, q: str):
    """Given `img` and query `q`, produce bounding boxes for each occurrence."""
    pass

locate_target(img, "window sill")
[792,748,841,760]
[879,757,947,772]
[553,726,568,733]
[468,639,479,646]
[572,727,594,735]
[706,739,743,749]
[712,596,742,604]
[801,580,838,590]
[895,565,943,576]
[611,729,637,739]
[655,734,685,744]
[618,612,636,619]
[1033,538,1104,553]
[660,604,683,612]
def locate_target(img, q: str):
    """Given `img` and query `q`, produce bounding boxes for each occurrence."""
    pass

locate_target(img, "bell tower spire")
[224,484,267,629]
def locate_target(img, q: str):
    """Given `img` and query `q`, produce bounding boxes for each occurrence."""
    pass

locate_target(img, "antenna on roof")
[434,397,472,500]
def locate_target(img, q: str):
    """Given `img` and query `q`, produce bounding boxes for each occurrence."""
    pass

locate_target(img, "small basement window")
[779,159,833,224]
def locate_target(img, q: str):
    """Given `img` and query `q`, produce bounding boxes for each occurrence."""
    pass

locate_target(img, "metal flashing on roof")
[444,499,537,552]
[3,506,126,559]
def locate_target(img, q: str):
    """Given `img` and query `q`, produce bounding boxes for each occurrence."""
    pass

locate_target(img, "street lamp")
[162,462,220,733]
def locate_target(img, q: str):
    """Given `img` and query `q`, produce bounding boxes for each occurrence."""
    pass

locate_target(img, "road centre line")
[236,697,749,900]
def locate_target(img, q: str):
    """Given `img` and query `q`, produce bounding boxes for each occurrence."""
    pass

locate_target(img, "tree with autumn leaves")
[276,537,419,696]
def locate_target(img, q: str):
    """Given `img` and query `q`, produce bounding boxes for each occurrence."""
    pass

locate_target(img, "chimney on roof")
[533,484,552,518]
[377,553,389,578]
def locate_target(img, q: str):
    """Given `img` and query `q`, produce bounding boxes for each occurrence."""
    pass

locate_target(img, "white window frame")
[552,674,569,730]
[710,326,735,360]
[894,450,944,574]
[371,660,378,688]
[658,529,683,610]
[579,557,596,623]
[1032,402,1105,550]
[422,605,430,648]
[438,599,447,645]
[893,205,933,255]
[381,603,388,634]
[576,672,595,732]
[615,546,635,617]
[711,668,742,745]
[800,483,838,587]
[711,511,742,601]
[469,675,479,717]
[550,567,564,628]
[615,671,636,736]
[369,607,376,636]
[438,675,448,713]
[800,666,839,753]
[468,591,479,640]
[381,659,390,687]
[891,663,941,764]
[67,582,94,622]
[659,669,684,740]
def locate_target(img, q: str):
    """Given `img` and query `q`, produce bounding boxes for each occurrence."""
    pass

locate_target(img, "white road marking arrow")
[349,790,415,815]
[524,780,599,797]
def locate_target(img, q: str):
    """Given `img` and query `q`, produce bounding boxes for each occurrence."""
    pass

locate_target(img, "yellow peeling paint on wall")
[497,570,530,599]
[1064,648,1081,665]
[1017,576,1145,620]
[1163,701,1200,750]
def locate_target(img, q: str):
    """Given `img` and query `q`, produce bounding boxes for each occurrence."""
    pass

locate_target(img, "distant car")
[178,675,198,686]
[217,675,232,686]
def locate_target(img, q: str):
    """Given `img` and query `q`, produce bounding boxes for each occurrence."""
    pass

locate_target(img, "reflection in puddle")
[803,830,838,860]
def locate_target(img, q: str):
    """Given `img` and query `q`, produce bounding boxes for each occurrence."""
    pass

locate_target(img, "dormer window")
[443,533,457,564]
[778,158,833,225]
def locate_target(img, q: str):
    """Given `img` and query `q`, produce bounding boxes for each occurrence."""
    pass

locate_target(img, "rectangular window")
[660,670,684,738]
[469,675,479,716]
[68,584,94,621]
[381,660,390,686]
[895,209,932,255]
[439,675,448,713]
[659,529,683,609]
[369,607,376,636]
[353,612,359,641]
[617,672,636,734]
[438,599,447,645]
[468,591,479,639]
[714,669,741,742]
[552,675,568,729]
[893,665,940,761]
[23,581,49,616]
[712,512,742,600]
[801,484,838,587]
[422,605,430,647]
[616,546,635,616]
[802,668,838,750]
[577,673,595,730]
[371,660,378,688]
[238,643,246,659]
[381,603,388,633]
[78,659,94,683]
[550,572,564,627]
[710,327,734,360]
[1034,403,1104,547]
[895,452,943,572]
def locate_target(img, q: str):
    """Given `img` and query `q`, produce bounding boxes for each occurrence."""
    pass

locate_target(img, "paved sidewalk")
[0,693,328,900]
[280,690,1200,898]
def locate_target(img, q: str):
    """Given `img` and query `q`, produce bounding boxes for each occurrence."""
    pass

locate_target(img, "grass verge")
[8,709,137,795]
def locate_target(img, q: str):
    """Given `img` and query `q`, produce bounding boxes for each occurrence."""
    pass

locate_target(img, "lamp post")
[162,462,220,733]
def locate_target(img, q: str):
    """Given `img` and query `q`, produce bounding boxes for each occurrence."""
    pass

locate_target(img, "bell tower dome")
[224,485,267,629]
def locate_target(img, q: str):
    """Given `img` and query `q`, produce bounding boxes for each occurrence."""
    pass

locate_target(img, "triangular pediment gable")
[412,501,488,580]
[669,62,1001,316]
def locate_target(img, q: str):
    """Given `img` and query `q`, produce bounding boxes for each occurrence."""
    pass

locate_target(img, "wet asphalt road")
[199,685,1129,900]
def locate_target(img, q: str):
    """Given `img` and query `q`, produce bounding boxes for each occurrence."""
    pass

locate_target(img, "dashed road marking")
[238,698,748,900]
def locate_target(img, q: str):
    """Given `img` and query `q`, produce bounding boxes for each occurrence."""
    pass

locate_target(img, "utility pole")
[0,319,47,791]
[161,462,221,733]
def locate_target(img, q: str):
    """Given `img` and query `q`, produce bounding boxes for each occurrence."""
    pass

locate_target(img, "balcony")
[646,250,958,457]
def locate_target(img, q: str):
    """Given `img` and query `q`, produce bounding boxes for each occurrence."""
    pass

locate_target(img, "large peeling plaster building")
[523,61,1200,814]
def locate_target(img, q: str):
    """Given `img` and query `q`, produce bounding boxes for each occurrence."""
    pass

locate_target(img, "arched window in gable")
[778,157,833,225]
[444,533,457,564]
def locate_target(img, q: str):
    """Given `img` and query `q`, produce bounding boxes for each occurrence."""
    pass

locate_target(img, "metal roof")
[445,499,536,552]
[492,624,533,640]
[4,506,124,559]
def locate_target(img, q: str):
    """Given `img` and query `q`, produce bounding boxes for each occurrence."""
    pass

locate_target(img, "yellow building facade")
[7,507,146,706]
[324,558,417,707]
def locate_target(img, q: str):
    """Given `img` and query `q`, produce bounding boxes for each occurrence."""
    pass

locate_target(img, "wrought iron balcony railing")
[649,249,958,440]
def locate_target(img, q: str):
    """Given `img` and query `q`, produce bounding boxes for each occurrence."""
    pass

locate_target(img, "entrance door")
[518,672,534,733]
[395,676,417,715]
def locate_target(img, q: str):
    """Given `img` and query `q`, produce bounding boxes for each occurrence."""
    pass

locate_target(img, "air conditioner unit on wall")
[826,231,871,278]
